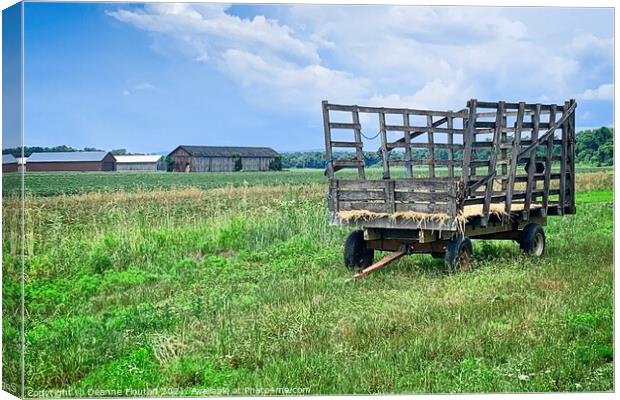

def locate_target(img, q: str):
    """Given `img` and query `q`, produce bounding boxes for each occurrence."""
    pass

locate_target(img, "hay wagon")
[322,99,577,278]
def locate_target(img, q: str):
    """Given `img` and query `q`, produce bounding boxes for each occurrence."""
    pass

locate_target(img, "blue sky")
[13,3,616,152]
[2,2,21,149]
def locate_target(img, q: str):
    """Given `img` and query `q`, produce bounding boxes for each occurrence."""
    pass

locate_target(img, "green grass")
[2,163,612,196]
[2,170,613,395]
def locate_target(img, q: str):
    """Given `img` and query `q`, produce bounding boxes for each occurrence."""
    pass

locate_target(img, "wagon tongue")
[353,246,408,279]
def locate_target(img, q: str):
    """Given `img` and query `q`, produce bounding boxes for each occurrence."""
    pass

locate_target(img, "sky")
[2,2,21,149]
[8,3,616,152]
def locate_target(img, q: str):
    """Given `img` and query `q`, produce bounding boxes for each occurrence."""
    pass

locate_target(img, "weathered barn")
[27,151,116,172]
[168,145,279,172]
[115,155,165,172]
[2,154,18,173]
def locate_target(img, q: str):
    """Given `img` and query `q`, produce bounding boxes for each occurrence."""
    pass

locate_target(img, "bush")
[268,156,282,171]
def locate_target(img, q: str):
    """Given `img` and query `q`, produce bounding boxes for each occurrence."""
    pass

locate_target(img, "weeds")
[1,170,613,395]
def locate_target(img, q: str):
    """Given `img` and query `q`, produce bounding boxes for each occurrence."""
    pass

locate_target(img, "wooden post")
[322,100,334,178]
[427,115,435,178]
[524,103,541,218]
[403,113,413,178]
[501,114,508,191]
[481,101,504,226]
[505,102,524,214]
[379,112,390,179]
[384,180,395,213]
[447,113,454,178]
[542,105,556,215]
[559,101,569,215]
[568,99,577,214]
[568,99,577,213]
[461,99,476,205]
[352,107,366,179]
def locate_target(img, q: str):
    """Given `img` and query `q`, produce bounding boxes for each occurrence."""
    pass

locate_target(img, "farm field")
[2,169,613,395]
[1,164,613,196]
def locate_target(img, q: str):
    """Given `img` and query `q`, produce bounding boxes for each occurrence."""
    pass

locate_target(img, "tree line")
[3,127,612,168]
[280,126,613,169]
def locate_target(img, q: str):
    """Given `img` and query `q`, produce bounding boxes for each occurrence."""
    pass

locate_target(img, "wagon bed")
[322,99,577,276]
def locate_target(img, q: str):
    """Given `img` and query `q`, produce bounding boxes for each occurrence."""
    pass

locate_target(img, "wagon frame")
[322,98,577,277]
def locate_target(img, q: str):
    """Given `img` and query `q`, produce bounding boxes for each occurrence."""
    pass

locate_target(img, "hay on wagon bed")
[336,202,538,233]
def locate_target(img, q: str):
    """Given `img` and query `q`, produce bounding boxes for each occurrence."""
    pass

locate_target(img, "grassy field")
[2,169,613,395]
[2,164,613,196]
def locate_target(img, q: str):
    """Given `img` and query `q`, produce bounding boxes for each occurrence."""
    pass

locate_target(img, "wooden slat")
[476,101,564,111]
[385,180,396,213]
[384,125,465,134]
[337,190,385,201]
[427,115,435,178]
[351,108,366,179]
[338,201,450,214]
[463,189,561,206]
[481,101,504,226]
[505,102,525,213]
[325,102,462,117]
[394,191,450,203]
[461,99,476,203]
[408,143,461,149]
[336,179,455,192]
[524,103,541,218]
[329,122,361,130]
[559,101,569,214]
[322,100,334,177]
[394,179,456,191]
[379,112,390,179]
[568,99,577,213]
[331,141,363,148]
[329,179,338,212]
[402,113,413,178]
[447,115,455,178]
[333,160,364,171]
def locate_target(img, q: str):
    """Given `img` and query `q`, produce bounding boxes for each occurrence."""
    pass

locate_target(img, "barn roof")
[115,155,163,164]
[2,154,17,164]
[27,151,113,163]
[173,145,279,158]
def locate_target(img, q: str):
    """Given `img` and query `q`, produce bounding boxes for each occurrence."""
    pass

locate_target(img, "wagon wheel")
[344,230,374,270]
[519,223,546,257]
[445,236,473,271]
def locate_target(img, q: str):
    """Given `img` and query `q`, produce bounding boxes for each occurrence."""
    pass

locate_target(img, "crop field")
[2,164,612,197]
[2,169,614,395]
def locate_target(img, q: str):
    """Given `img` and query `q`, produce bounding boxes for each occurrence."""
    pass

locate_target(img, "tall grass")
[2,171,613,395]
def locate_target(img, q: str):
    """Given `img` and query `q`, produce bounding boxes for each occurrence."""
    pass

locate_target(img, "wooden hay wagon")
[322,99,577,278]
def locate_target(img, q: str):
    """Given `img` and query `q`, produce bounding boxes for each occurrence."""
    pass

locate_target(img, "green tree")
[268,156,283,171]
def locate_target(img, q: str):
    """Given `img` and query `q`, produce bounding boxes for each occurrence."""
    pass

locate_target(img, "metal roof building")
[115,155,165,172]
[27,151,116,172]
[168,145,279,172]
[2,154,18,173]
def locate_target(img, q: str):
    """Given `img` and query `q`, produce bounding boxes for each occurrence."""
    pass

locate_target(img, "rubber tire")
[519,223,545,256]
[344,230,374,270]
[445,236,473,270]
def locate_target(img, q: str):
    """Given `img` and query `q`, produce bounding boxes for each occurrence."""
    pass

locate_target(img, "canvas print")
[1,1,614,397]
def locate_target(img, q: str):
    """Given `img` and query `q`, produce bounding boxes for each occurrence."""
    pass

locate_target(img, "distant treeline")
[2,146,150,157]
[5,127,611,168]
[280,126,614,169]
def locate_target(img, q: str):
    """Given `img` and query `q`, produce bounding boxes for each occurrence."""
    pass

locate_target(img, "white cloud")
[220,49,370,110]
[108,4,612,112]
[123,81,155,96]
[107,4,319,64]
[568,33,612,57]
[577,83,613,101]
